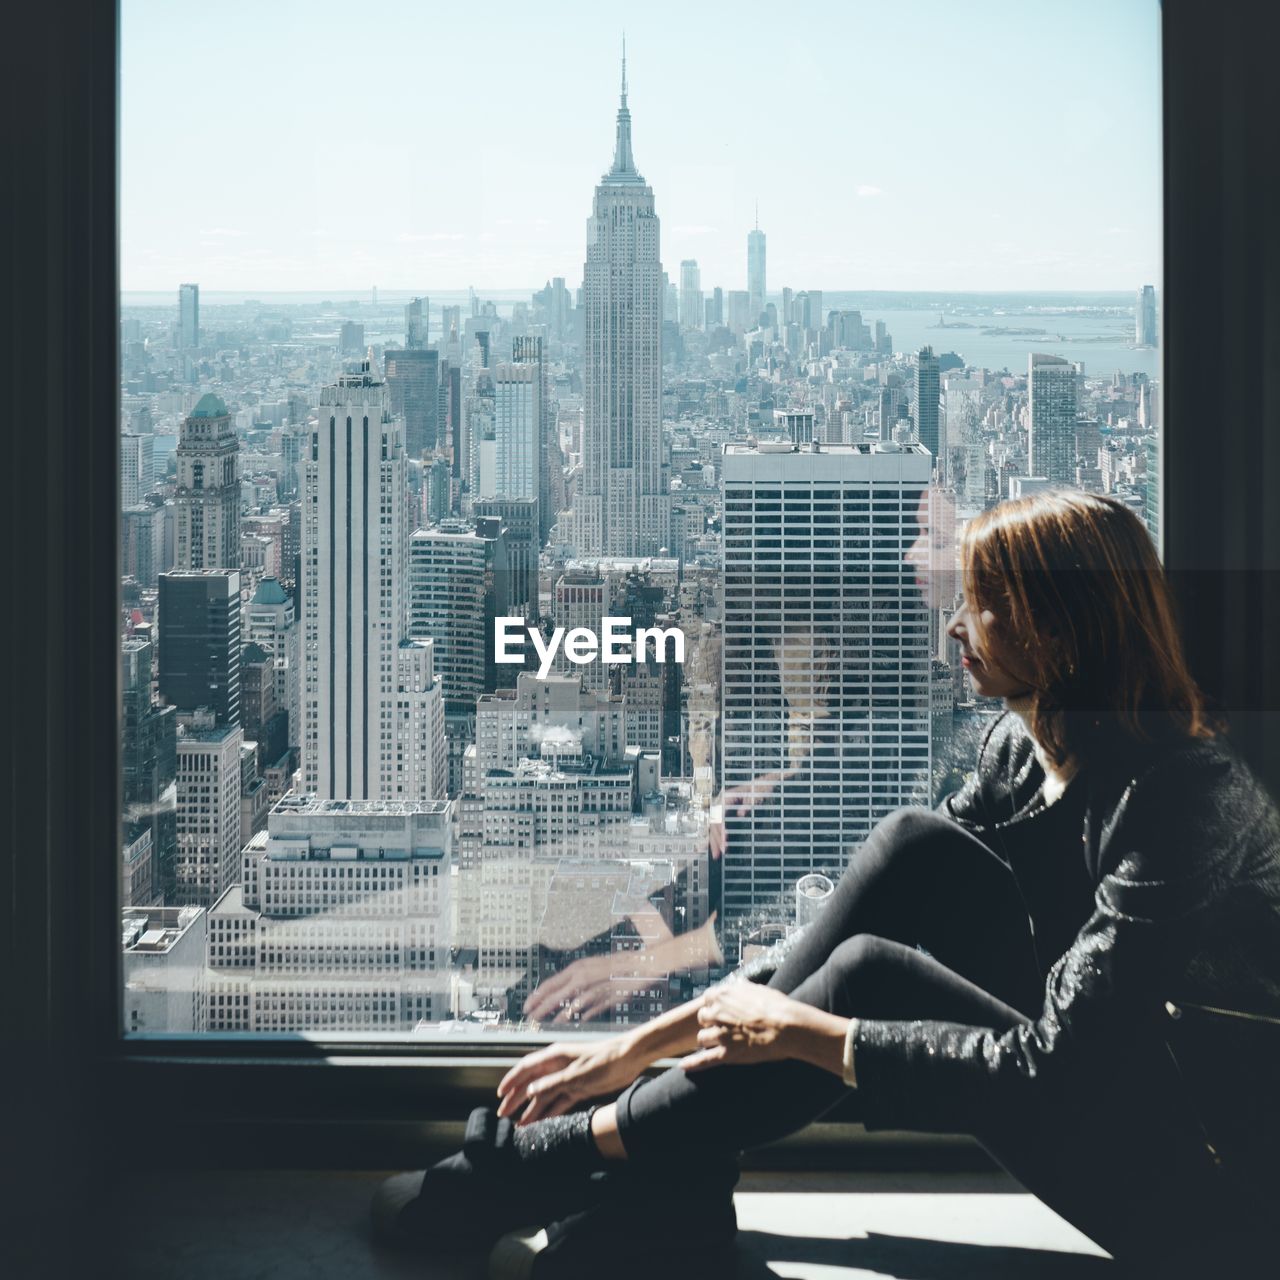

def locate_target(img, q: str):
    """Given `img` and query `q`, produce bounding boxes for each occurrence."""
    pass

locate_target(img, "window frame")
[12,0,1279,1173]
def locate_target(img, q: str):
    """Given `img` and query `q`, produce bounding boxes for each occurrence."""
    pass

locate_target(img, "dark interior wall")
[3,1,120,1269]
[1162,0,1280,801]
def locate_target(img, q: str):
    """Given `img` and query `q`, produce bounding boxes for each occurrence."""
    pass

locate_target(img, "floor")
[107,1168,1114,1278]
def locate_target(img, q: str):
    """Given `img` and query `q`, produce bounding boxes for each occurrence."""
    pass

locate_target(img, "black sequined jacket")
[751,711,1280,1179]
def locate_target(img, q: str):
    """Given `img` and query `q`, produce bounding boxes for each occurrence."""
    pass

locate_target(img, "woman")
[373,491,1280,1277]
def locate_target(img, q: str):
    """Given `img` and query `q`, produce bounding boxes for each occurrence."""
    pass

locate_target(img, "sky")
[121,0,1162,294]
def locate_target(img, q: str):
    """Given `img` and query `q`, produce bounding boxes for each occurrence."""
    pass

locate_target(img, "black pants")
[614,808,1256,1267]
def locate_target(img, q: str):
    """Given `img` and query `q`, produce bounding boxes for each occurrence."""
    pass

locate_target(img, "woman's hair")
[959,489,1222,766]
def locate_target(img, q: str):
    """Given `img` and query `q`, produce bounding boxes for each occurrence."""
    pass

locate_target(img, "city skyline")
[121,0,1161,293]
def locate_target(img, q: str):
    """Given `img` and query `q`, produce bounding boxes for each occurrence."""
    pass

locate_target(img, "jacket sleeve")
[852,747,1246,1134]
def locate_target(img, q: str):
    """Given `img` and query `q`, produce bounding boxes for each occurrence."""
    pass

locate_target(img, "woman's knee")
[793,933,906,1013]
[873,805,956,850]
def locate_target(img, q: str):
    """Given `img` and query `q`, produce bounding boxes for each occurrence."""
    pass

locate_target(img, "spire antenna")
[621,33,628,104]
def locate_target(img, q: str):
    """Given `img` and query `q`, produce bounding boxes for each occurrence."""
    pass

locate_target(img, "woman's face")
[946,595,1033,700]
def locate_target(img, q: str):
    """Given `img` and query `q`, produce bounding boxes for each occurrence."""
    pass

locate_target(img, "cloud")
[856,185,884,198]
[198,227,243,237]
[672,224,718,236]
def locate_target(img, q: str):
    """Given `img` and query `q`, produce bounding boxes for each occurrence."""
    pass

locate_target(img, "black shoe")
[369,1109,605,1257]
[487,1159,739,1279]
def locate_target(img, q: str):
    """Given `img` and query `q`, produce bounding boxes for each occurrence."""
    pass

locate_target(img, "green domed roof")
[190,393,229,419]
[250,577,289,606]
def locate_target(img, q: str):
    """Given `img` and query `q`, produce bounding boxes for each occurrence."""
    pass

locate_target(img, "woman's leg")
[615,932,1031,1161]
[765,807,1041,1015]
[609,806,1041,1162]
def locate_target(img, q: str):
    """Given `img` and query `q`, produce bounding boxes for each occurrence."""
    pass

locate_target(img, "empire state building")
[570,56,669,556]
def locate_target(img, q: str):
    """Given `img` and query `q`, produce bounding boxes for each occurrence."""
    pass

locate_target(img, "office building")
[174,711,244,908]
[1028,352,1078,485]
[178,282,199,350]
[726,290,752,336]
[174,393,240,571]
[914,347,941,465]
[123,906,207,1032]
[512,334,553,541]
[408,519,510,711]
[719,440,933,945]
[569,56,669,557]
[405,295,428,348]
[747,221,766,321]
[158,569,241,727]
[121,503,166,587]
[486,363,539,501]
[303,363,423,800]
[384,346,439,457]
[207,797,454,1032]
[473,496,539,620]
[339,320,365,355]
[679,259,702,330]
[121,431,155,506]
[122,638,178,904]
[1136,284,1158,346]
[245,576,301,750]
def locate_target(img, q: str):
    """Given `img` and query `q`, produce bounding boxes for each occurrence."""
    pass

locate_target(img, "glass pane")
[119,0,1162,1036]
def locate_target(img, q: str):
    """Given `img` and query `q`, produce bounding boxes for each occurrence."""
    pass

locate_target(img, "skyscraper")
[120,432,155,506]
[122,638,177,903]
[486,363,538,501]
[747,216,766,321]
[303,363,422,800]
[406,295,428,348]
[339,320,365,355]
[158,569,242,728]
[174,710,245,908]
[245,577,301,751]
[178,283,199,349]
[384,346,439,457]
[408,520,510,711]
[512,334,554,542]
[570,54,668,557]
[720,440,933,945]
[1028,352,1078,485]
[1136,284,1157,346]
[679,259,702,330]
[174,393,240,571]
[914,346,941,465]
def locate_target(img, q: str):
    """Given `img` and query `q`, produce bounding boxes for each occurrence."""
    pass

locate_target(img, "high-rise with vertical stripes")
[302,362,444,801]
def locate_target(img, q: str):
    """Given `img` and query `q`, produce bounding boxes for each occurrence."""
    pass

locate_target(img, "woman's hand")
[496,1035,641,1125]
[523,953,625,1025]
[709,768,799,859]
[681,983,812,1071]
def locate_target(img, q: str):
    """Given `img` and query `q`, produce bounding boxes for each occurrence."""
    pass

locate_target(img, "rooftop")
[269,794,451,818]
[250,576,289,606]
[723,441,929,457]
[189,392,229,419]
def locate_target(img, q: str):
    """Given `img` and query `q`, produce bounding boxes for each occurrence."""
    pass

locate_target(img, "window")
[118,0,1162,1040]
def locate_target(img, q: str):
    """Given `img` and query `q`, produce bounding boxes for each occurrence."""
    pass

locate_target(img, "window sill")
[108,1034,992,1173]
